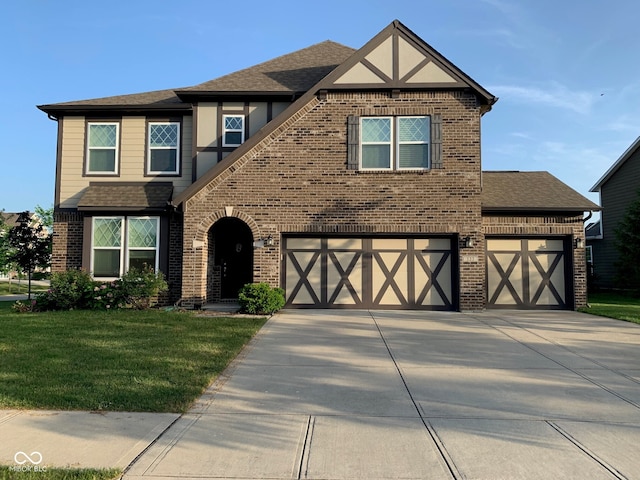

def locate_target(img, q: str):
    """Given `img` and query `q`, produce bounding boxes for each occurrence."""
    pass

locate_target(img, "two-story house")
[587,136,640,289]
[38,20,599,311]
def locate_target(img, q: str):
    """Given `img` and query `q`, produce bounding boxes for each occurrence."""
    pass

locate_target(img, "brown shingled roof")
[77,183,173,211]
[38,41,355,115]
[177,41,355,96]
[482,171,601,212]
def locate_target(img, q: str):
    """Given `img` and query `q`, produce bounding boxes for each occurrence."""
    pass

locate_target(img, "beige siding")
[248,103,268,136]
[272,102,290,118]
[59,117,87,208]
[196,103,218,148]
[196,151,217,180]
[59,115,193,208]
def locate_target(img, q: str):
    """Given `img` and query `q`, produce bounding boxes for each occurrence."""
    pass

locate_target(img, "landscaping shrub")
[119,266,168,309]
[35,269,95,310]
[238,282,285,315]
[33,266,168,311]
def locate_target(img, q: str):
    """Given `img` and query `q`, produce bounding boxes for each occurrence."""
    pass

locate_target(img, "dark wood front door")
[213,218,253,299]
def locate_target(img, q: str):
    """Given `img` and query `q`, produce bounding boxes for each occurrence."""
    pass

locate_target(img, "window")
[223,115,245,147]
[91,216,159,278]
[86,122,119,174]
[148,122,180,174]
[360,116,430,170]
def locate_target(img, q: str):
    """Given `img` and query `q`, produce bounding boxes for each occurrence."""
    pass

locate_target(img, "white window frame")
[91,216,125,279]
[396,116,431,171]
[86,122,120,175]
[147,122,180,175]
[585,245,593,264]
[360,116,393,171]
[126,216,160,274]
[91,216,160,280]
[222,114,245,147]
[359,116,430,171]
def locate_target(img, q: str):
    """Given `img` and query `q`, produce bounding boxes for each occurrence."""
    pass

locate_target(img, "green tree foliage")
[34,204,54,233]
[614,189,640,295]
[7,211,52,298]
[0,212,13,275]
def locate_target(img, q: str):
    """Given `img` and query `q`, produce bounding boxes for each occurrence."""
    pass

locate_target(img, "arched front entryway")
[207,217,253,301]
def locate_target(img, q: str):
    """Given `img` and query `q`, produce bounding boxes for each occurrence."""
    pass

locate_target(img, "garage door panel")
[487,238,570,310]
[372,251,408,306]
[327,251,363,305]
[283,236,456,310]
[487,253,523,306]
[286,251,321,305]
[529,252,565,307]
[415,251,452,307]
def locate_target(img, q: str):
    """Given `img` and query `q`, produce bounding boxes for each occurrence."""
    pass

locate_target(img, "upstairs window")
[223,115,245,147]
[86,122,119,174]
[148,122,180,175]
[360,116,430,170]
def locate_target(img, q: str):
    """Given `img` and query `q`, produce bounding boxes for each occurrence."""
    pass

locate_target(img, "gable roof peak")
[314,19,497,108]
[590,135,640,192]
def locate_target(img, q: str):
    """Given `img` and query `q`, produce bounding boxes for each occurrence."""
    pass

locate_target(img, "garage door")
[283,236,456,310]
[486,238,572,309]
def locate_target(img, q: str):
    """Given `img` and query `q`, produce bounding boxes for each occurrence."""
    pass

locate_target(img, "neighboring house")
[38,20,599,311]
[587,136,640,289]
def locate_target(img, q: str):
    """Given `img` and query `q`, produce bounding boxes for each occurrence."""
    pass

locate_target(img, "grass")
[0,466,120,480]
[0,302,266,412]
[579,292,640,324]
[0,282,47,296]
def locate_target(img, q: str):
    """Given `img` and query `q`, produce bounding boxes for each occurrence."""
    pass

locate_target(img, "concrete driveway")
[124,310,640,479]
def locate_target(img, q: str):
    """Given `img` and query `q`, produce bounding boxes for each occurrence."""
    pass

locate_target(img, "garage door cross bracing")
[283,237,457,310]
[486,238,572,309]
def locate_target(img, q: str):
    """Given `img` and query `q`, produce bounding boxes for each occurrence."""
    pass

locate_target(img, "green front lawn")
[0,282,47,296]
[580,292,640,324]
[0,303,266,412]
[0,466,120,480]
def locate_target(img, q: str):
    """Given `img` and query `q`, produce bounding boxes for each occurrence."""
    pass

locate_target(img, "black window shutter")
[347,115,359,170]
[431,114,442,169]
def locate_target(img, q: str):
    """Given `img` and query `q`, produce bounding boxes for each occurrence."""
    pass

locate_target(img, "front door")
[213,218,253,298]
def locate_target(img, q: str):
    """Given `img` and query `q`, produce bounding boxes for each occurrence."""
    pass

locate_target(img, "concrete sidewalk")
[1,310,640,479]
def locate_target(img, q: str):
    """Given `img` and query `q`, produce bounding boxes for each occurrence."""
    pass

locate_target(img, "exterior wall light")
[463,236,474,248]
[574,238,585,249]
[264,235,274,246]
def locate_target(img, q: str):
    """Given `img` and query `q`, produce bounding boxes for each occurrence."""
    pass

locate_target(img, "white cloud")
[488,82,598,115]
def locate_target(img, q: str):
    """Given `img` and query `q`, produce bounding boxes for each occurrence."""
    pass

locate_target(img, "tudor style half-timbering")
[39,20,599,310]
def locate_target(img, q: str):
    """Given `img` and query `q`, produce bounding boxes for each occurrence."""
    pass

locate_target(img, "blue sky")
[2,0,639,213]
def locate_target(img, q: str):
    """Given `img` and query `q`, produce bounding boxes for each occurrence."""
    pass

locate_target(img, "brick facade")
[52,210,84,273]
[181,91,486,309]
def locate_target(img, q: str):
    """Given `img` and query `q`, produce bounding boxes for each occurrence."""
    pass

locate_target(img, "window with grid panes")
[148,122,180,174]
[86,123,119,174]
[222,115,245,147]
[360,116,430,170]
[91,217,159,278]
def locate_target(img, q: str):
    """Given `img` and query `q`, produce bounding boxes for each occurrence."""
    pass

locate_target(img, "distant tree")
[34,204,54,233]
[614,189,640,295]
[7,211,51,299]
[0,212,13,277]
